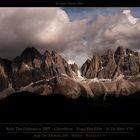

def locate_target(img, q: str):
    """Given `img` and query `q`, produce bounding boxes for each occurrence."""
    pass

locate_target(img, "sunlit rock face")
[41,50,73,78]
[69,63,79,75]
[98,49,119,79]
[81,53,102,78]
[81,48,120,79]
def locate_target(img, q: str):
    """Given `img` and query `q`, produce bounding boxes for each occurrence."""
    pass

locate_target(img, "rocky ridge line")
[0,46,140,100]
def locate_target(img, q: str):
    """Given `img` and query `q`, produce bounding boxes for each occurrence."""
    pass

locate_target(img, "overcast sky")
[0,7,140,66]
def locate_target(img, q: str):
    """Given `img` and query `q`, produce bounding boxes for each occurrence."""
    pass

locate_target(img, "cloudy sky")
[0,7,140,66]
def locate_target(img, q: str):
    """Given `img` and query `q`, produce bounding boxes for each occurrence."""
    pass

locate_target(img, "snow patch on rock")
[68,60,75,64]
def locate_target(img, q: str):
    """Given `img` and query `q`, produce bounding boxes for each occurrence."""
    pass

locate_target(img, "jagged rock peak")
[115,46,125,54]
[20,47,43,68]
[126,48,139,56]
[84,59,91,64]
[69,63,79,74]
[44,50,51,56]
[115,46,137,56]
[52,50,58,55]
[107,48,114,57]
[81,52,102,78]
[21,47,42,61]
[81,46,140,79]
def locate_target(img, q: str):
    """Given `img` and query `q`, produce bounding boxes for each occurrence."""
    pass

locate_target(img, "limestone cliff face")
[0,46,140,100]
[41,50,73,78]
[12,47,44,88]
[81,46,140,79]
[11,47,74,89]
[114,47,139,76]
[98,49,118,79]
[69,63,79,75]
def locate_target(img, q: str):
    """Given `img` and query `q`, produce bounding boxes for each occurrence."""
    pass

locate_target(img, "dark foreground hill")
[0,91,140,123]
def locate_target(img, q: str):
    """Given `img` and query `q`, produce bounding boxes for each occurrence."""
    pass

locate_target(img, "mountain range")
[0,46,140,100]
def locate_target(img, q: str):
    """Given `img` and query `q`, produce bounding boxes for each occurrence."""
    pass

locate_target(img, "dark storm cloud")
[0,8,140,66]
